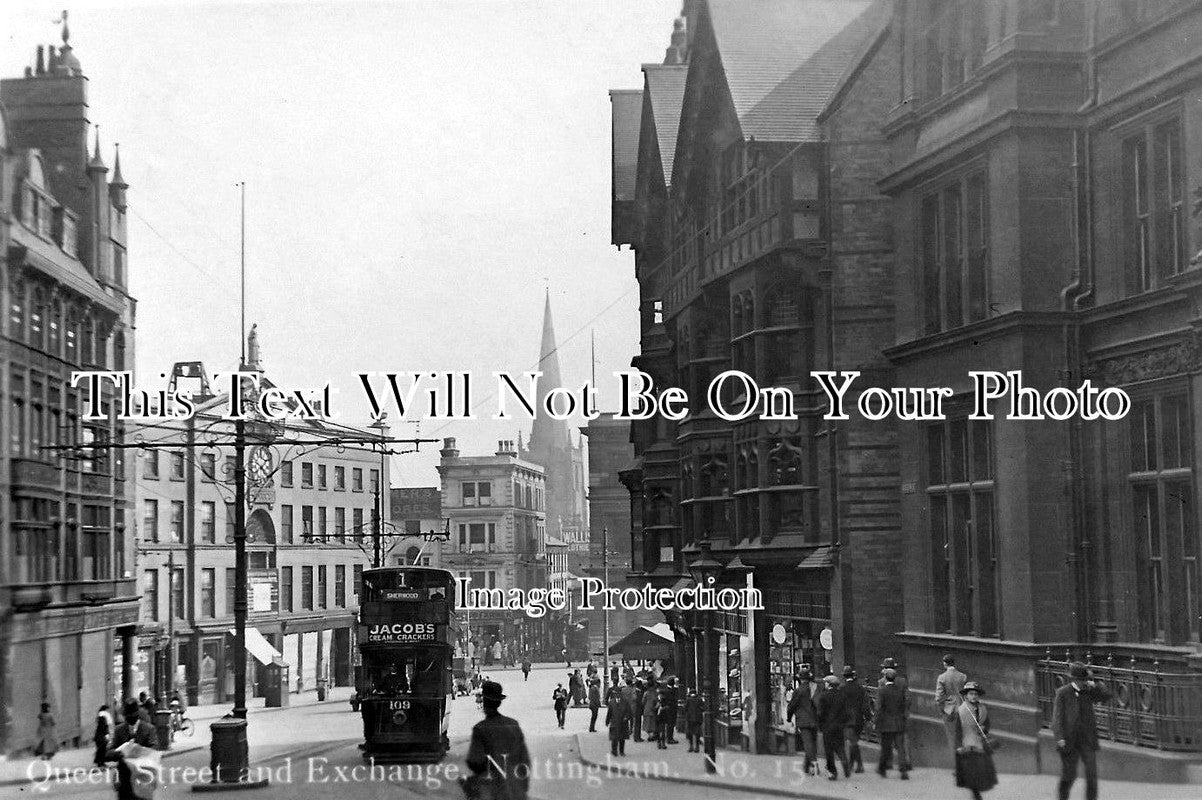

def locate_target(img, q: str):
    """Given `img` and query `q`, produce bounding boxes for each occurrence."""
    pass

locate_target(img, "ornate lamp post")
[687,540,724,774]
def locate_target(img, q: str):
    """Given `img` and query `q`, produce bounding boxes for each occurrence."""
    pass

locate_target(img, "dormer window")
[22,185,54,240]
[59,211,78,258]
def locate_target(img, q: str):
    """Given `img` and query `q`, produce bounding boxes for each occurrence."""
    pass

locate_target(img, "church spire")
[528,289,571,455]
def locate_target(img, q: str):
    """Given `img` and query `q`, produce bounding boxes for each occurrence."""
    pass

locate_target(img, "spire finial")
[112,143,125,183]
[88,125,107,172]
[59,10,70,46]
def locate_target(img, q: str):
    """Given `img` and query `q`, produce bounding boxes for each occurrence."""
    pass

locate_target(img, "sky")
[1,0,681,486]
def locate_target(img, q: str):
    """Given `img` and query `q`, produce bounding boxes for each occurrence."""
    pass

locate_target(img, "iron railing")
[1036,651,1202,753]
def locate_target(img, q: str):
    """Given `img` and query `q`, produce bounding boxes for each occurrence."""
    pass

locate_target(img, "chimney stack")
[440,437,459,459]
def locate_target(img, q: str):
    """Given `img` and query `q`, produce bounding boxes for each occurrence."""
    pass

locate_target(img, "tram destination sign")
[382,590,421,601]
[365,622,439,643]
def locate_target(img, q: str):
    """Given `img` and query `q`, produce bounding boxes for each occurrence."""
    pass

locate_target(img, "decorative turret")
[109,143,128,211]
[87,125,107,174]
[664,16,689,64]
[54,12,82,76]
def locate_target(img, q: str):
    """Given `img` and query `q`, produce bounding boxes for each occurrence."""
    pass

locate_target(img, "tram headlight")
[392,709,408,726]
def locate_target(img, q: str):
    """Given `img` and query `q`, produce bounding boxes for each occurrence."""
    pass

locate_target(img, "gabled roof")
[609,89,643,203]
[642,63,688,187]
[707,0,875,142]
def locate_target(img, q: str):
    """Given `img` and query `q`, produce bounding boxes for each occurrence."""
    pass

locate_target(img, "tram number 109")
[388,700,411,711]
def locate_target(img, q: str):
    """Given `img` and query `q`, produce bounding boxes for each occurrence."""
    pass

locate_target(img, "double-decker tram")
[356,567,457,761]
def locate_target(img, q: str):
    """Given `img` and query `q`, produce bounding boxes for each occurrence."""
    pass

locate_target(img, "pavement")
[573,725,1202,800]
[1,666,1196,799]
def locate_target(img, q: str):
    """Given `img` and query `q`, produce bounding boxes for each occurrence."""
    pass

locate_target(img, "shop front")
[712,609,751,750]
[762,585,832,754]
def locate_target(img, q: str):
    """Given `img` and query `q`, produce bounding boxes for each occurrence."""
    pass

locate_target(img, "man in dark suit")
[786,670,819,775]
[107,699,159,800]
[816,675,849,780]
[466,681,532,800]
[663,677,679,743]
[840,666,869,774]
[874,669,910,779]
[608,681,634,756]
[1052,662,1112,800]
[877,657,910,770]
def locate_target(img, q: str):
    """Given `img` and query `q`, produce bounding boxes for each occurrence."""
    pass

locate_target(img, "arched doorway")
[246,508,276,544]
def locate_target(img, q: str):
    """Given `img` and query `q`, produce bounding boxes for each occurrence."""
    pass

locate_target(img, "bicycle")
[170,707,194,738]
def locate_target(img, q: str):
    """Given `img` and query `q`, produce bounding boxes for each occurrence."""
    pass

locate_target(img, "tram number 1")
[389,700,411,711]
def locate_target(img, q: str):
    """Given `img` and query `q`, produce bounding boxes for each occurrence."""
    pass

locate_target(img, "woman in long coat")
[953,681,998,799]
[35,703,58,760]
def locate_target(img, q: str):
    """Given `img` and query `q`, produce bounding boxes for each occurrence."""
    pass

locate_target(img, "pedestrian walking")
[106,699,159,800]
[1052,661,1112,800]
[630,680,645,742]
[878,658,911,771]
[464,681,532,800]
[588,679,602,732]
[136,693,152,725]
[840,666,869,774]
[655,688,672,750]
[94,705,113,768]
[936,654,968,757]
[816,675,849,780]
[642,682,658,745]
[552,684,569,729]
[34,703,57,760]
[574,670,587,706]
[663,677,679,743]
[875,668,910,780]
[954,681,997,800]
[786,670,819,776]
[684,688,703,752]
[607,682,632,756]
[521,659,531,682]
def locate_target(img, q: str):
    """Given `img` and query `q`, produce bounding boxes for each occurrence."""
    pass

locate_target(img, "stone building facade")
[436,437,549,662]
[0,26,139,755]
[612,0,902,753]
[880,0,1202,779]
[134,353,383,706]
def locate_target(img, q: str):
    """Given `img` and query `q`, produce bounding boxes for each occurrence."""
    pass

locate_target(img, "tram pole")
[602,525,610,694]
[232,416,247,719]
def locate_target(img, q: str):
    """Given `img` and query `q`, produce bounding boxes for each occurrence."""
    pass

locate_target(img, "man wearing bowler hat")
[1052,662,1112,800]
[465,681,531,800]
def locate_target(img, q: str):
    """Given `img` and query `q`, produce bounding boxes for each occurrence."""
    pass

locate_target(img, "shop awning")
[228,627,284,666]
[609,623,675,660]
[796,545,834,570]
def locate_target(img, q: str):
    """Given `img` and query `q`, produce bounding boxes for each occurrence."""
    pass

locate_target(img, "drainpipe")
[1060,3,1100,645]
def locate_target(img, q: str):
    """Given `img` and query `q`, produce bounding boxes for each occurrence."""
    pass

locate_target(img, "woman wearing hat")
[953,682,997,799]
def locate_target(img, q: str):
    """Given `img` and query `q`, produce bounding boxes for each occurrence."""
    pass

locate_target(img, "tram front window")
[366,655,443,696]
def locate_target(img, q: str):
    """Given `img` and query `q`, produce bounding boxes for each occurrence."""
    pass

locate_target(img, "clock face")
[249,447,273,486]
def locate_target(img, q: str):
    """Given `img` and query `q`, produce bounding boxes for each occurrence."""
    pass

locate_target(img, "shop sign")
[365,622,437,643]
[771,623,787,644]
[819,627,833,651]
